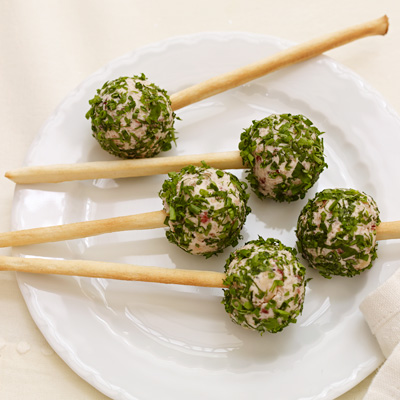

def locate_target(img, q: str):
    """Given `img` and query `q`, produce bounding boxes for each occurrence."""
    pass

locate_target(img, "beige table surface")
[1,0,399,398]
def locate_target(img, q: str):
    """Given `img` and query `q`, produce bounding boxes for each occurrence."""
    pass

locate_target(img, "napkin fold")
[360,268,400,399]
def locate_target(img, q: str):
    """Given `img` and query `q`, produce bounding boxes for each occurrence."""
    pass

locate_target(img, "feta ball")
[86,74,176,159]
[222,237,307,334]
[159,164,251,257]
[296,188,380,278]
[239,114,327,202]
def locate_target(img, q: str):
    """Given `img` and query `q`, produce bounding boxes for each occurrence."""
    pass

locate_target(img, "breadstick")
[0,256,226,287]
[0,210,166,247]
[0,237,309,335]
[170,15,389,110]
[1,230,392,334]
[376,220,400,241]
[0,216,398,249]
[6,151,243,184]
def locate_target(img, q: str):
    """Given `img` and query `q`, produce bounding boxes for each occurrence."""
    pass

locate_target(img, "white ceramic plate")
[12,32,400,400]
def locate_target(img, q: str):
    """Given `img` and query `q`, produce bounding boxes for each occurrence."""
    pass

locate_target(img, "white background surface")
[1,1,400,399]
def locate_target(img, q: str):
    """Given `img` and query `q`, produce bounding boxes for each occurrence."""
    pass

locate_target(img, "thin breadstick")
[0,224,397,284]
[0,213,398,248]
[0,256,227,287]
[0,210,166,248]
[170,15,389,110]
[376,220,400,241]
[6,151,243,184]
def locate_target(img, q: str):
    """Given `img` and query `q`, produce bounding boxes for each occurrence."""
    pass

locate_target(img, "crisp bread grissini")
[7,110,328,206]
[0,236,308,334]
[54,16,387,161]
[0,165,251,257]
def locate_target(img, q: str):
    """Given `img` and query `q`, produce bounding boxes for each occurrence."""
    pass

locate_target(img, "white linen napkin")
[360,268,400,399]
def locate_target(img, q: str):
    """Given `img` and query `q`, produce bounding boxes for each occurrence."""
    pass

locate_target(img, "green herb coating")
[239,113,327,202]
[159,164,251,257]
[222,237,307,334]
[85,74,177,159]
[296,188,380,278]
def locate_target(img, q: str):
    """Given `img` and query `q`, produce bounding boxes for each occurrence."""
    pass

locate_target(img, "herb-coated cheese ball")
[159,164,251,257]
[86,74,177,159]
[222,237,307,334]
[296,188,380,278]
[239,114,327,202]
